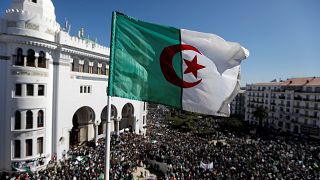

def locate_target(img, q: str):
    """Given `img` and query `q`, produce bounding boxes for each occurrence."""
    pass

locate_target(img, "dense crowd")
[2,114,320,179]
[146,118,320,179]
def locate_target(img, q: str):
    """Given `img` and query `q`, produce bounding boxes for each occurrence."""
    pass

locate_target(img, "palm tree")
[253,106,268,127]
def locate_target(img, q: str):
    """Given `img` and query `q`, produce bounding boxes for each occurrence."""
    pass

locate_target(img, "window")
[143,116,146,124]
[37,110,44,127]
[14,140,21,158]
[71,61,75,71]
[26,49,35,67]
[15,84,22,96]
[80,86,91,94]
[38,51,46,68]
[287,94,291,100]
[98,123,103,135]
[37,137,43,154]
[286,123,290,129]
[79,64,84,72]
[32,0,37,3]
[26,110,33,129]
[84,62,89,73]
[286,101,290,106]
[27,84,34,96]
[26,139,33,156]
[306,87,312,92]
[38,85,45,96]
[14,111,21,130]
[102,64,106,75]
[15,48,24,66]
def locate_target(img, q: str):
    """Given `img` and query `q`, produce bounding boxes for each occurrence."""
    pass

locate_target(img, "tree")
[253,106,268,127]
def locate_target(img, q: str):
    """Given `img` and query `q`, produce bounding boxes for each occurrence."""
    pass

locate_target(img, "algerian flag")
[108,12,249,116]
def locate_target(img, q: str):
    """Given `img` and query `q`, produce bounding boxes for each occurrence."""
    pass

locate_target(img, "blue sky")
[1,0,320,86]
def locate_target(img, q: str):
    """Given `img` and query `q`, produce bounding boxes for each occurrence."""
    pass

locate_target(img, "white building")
[230,89,245,118]
[0,0,147,172]
[245,77,320,138]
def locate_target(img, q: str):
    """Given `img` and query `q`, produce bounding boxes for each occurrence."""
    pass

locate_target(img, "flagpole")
[104,11,117,180]
[104,95,112,180]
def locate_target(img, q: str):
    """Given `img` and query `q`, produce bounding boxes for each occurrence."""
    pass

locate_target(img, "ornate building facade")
[0,0,147,171]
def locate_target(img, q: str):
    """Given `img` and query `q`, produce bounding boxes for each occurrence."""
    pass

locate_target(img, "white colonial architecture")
[0,0,147,172]
[245,77,320,138]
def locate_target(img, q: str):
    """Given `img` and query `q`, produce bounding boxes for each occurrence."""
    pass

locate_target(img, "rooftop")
[252,77,320,86]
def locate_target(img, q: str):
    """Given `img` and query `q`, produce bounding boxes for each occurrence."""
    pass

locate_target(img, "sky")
[1,0,320,86]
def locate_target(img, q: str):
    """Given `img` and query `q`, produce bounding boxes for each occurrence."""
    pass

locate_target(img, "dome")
[7,0,56,20]
[3,0,60,42]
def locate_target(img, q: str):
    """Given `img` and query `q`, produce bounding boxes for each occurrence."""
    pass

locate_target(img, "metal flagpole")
[104,11,117,180]
[104,95,112,180]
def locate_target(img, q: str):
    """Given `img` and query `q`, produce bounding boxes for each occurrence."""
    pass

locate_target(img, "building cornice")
[0,34,109,61]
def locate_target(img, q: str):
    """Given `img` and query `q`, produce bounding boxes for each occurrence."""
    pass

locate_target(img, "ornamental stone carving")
[25,22,39,31]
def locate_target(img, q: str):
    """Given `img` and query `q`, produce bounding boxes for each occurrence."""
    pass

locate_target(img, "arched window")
[14,111,21,130]
[26,110,33,129]
[93,61,98,74]
[15,48,24,66]
[84,60,89,73]
[98,123,103,135]
[27,49,35,67]
[25,139,32,156]
[37,110,44,127]
[101,63,107,75]
[38,51,46,68]
[14,140,21,158]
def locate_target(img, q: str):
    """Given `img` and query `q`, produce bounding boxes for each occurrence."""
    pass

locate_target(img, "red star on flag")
[184,56,206,78]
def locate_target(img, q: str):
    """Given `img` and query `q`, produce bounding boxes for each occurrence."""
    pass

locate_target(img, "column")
[23,56,27,66]
[116,119,120,136]
[35,56,38,68]
[94,124,98,144]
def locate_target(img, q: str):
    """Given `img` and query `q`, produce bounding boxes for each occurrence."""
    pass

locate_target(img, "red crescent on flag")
[160,44,202,88]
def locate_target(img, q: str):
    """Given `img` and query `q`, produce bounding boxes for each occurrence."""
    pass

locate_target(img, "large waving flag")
[108,12,249,116]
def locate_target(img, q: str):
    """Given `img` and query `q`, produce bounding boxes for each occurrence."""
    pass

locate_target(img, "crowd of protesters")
[2,112,320,179]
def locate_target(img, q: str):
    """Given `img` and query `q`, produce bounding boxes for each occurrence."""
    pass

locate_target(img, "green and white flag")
[108,12,249,116]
